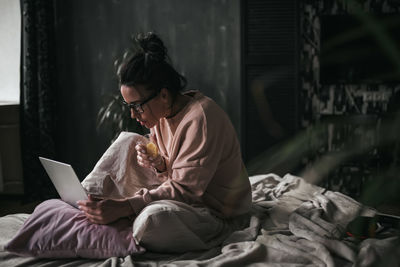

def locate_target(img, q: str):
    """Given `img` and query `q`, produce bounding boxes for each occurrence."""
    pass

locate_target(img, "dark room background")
[1,0,399,212]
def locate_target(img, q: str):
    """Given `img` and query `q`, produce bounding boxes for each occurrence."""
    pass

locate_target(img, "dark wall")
[242,0,300,163]
[53,0,241,179]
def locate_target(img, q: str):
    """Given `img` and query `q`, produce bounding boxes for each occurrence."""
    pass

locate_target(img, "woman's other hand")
[135,143,166,172]
[77,195,134,224]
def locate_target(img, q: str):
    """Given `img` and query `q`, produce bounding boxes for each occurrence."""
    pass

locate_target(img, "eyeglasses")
[122,90,159,114]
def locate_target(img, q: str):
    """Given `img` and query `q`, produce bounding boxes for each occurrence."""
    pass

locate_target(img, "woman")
[78,32,251,252]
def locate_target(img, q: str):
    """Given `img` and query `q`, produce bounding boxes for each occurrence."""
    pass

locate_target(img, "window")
[0,0,21,104]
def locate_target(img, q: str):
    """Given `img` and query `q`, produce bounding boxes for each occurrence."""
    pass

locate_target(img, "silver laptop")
[39,157,88,208]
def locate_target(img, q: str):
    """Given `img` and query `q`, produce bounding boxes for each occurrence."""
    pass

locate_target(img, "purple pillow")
[5,199,145,259]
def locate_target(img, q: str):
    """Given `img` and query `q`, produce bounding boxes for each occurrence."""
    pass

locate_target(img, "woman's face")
[120,84,167,129]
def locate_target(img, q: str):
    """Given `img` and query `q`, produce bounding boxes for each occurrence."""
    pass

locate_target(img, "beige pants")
[132,200,249,253]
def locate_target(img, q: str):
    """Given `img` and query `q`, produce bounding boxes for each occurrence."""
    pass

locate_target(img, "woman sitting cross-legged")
[78,32,252,252]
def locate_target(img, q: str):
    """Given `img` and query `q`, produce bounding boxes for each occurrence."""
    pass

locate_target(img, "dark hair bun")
[117,32,186,94]
[135,32,167,64]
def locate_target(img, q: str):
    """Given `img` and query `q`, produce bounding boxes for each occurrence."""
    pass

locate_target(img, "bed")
[1,173,399,267]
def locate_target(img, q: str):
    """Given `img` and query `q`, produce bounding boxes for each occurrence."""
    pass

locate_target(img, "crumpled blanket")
[204,174,400,267]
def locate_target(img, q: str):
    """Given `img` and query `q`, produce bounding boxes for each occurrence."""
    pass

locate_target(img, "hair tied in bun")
[117,31,187,96]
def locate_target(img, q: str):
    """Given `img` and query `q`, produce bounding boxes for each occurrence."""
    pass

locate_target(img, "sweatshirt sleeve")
[127,112,222,214]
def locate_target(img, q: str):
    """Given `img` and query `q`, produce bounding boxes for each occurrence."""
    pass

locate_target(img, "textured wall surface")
[300,0,400,122]
[299,0,400,198]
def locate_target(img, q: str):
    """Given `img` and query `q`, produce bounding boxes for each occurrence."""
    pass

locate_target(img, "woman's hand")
[135,143,166,172]
[77,195,134,225]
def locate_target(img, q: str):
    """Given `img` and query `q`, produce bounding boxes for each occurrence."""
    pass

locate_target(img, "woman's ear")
[159,87,172,118]
[160,87,170,102]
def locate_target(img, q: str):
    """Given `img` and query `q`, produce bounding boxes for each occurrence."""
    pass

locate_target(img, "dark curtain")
[20,0,58,202]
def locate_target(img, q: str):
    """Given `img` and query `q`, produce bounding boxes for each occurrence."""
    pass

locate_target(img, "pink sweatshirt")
[128,91,251,218]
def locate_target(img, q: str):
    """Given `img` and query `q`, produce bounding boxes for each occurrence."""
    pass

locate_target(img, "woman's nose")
[130,108,141,120]
[130,109,136,119]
